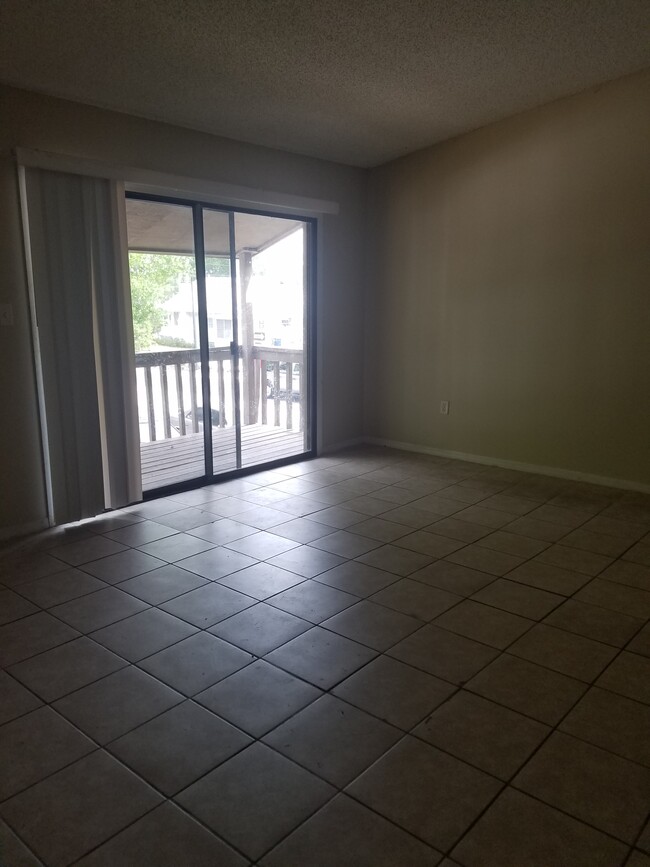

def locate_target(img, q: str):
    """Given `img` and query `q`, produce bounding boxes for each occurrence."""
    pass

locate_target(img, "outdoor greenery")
[129,252,230,351]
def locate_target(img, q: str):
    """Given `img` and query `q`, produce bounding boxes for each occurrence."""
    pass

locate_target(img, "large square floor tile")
[176,742,334,861]
[595,650,650,704]
[197,660,321,736]
[513,731,650,843]
[16,569,106,608]
[53,666,183,743]
[445,545,524,577]
[225,531,300,560]
[218,561,304,598]
[452,787,627,867]
[175,547,258,580]
[264,694,401,786]
[209,601,312,655]
[560,687,650,767]
[104,519,178,547]
[0,818,42,867]
[413,690,549,780]
[50,536,127,567]
[370,578,461,620]
[392,530,463,557]
[347,736,501,851]
[432,599,533,650]
[160,583,254,627]
[314,561,398,597]
[152,507,220,531]
[0,706,95,800]
[410,561,495,596]
[575,578,650,619]
[109,700,251,795]
[187,517,256,544]
[268,517,336,544]
[0,611,80,667]
[267,545,346,578]
[261,794,441,867]
[357,544,434,576]
[0,588,38,625]
[7,637,127,701]
[322,599,422,651]
[90,607,197,662]
[138,632,254,695]
[309,530,383,558]
[265,626,376,689]
[0,751,162,866]
[466,653,586,725]
[543,598,644,647]
[116,564,208,604]
[333,655,456,729]
[137,533,215,562]
[507,623,617,682]
[81,549,165,583]
[470,578,563,620]
[0,671,42,725]
[267,580,358,623]
[50,588,147,633]
[76,801,247,867]
[387,624,499,685]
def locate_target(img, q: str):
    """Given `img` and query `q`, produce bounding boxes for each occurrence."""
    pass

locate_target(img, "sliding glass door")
[125,194,313,493]
[233,212,310,467]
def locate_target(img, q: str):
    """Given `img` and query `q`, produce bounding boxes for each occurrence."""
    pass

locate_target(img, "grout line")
[1,447,649,865]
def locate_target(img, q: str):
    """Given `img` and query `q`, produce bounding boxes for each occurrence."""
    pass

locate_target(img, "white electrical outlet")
[440,400,449,415]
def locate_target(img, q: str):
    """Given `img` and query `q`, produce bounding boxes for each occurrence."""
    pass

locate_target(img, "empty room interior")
[0,2,649,865]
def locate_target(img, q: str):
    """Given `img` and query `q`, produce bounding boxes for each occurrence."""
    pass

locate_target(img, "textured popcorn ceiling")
[1,0,649,167]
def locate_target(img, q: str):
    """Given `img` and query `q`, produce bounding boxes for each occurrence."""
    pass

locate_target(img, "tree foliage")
[129,253,193,351]
[129,252,231,352]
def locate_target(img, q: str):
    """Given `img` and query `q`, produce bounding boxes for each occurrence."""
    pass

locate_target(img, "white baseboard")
[319,436,365,455]
[364,437,650,494]
[0,518,50,544]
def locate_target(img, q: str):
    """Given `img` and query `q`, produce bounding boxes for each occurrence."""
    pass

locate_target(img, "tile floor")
[1,445,650,866]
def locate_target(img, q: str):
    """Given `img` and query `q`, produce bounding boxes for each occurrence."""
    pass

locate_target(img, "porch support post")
[238,250,258,425]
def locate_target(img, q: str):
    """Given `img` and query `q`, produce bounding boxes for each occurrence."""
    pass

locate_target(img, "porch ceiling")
[126,198,301,257]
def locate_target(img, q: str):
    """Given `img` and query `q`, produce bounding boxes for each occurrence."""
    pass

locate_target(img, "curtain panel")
[21,168,141,525]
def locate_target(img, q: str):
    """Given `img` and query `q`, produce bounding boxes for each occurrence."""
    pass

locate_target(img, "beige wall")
[365,69,650,487]
[0,86,367,535]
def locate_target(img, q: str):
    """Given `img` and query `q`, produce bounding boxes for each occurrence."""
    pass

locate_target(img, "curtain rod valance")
[14,148,340,217]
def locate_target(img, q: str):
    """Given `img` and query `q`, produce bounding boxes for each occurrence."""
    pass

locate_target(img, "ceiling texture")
[1,0,649,167]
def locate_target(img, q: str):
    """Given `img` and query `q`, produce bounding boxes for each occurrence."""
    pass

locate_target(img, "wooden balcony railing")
[134,346,305,442]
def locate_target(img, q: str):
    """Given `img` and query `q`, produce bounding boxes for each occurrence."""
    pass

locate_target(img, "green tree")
[129,252,194,351]
[205,256,231,277]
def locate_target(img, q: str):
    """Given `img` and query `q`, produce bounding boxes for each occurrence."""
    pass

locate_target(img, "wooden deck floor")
[140,424,306,491]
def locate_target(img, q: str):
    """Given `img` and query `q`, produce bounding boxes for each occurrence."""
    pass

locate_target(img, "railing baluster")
[299,362,304,432]
[273,362,281,427]
[135,347,304,443]
[261,359,267,425]
[160,365,171,439]
[144,366,156,442]
[189,362,199,433]
[286,363,293,430]
[218,359,226,428]
[175,363,186,435]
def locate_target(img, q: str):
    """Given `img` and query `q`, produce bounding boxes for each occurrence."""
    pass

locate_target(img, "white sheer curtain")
[21,167,141,525]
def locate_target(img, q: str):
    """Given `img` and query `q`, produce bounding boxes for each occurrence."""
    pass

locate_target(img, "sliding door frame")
[125,190,317,498]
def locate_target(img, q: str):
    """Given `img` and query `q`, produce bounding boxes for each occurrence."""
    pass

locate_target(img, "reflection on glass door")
[125,198,205,491]
[233,213,311,468]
